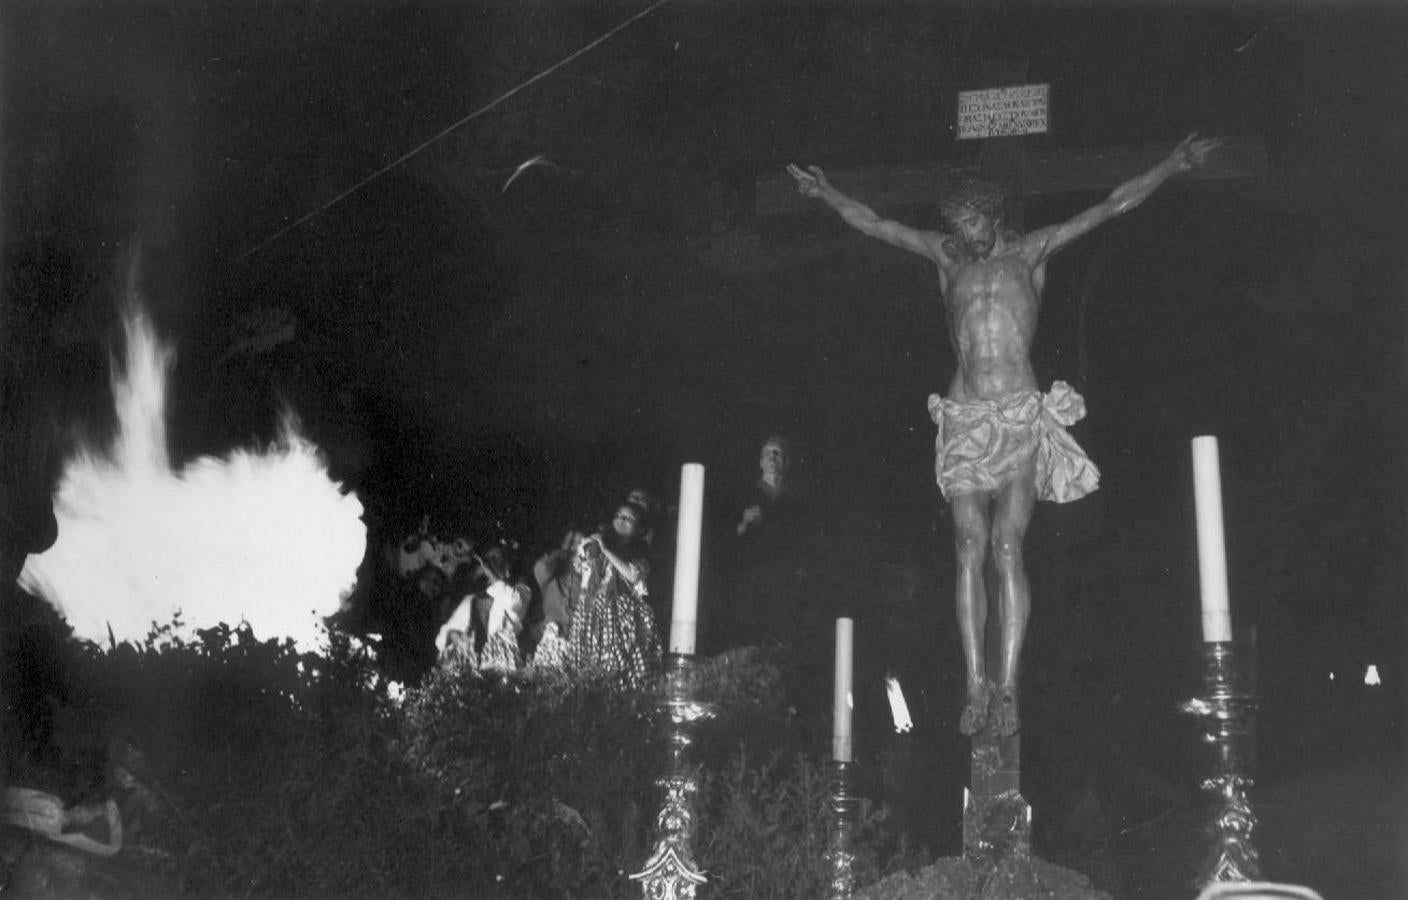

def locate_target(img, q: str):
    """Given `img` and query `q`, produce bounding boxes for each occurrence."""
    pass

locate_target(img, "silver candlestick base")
[630,653,714,900]
[1179,640,1262,885]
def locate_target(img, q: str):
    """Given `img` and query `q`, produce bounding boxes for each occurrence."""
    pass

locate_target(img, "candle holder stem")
[826,759,859,900]
[630,653,714,899]
[1179,640,1262,886]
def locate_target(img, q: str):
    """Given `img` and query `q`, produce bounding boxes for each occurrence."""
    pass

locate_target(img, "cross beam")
[755,135,1266,217]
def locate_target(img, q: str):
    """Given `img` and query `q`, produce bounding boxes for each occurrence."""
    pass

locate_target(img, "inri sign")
[957,84,1050,140]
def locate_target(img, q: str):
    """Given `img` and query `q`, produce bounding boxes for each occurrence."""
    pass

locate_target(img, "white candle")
[884,676,913,734]
[668,463,705,655]
[833,617,854,762]
[1191,436,1233,643]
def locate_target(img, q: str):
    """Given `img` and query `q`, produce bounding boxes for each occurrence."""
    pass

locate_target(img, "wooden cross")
[754,125,1264,384]
[754,134,1265,218]
[757,68,1265,867]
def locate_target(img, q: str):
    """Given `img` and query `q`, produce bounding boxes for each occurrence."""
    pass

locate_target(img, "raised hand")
[1170,133,1222,172]
[786,163,830,198]
[736,503,763,536]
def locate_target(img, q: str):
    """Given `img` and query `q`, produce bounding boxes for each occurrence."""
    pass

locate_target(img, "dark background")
[2,1,1404,891]
[6,1,1402,644]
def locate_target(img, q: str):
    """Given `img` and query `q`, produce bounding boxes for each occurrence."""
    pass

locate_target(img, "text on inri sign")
[957,84,1050,140]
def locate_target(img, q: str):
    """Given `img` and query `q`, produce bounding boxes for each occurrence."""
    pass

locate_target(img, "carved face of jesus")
[951,207,997,259]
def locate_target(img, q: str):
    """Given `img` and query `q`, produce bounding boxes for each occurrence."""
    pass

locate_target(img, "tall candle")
[1191,436,1233,643]
[833,617,854,762]
[668,463,705,655]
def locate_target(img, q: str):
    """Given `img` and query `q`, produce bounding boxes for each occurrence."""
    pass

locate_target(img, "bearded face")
[951,207,997,259]
[940,178,1006,259]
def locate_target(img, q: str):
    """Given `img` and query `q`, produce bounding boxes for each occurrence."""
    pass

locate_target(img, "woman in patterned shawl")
[566,500,660,688]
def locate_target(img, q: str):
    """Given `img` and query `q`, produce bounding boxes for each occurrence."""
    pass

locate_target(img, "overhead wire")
[239,0,671,260]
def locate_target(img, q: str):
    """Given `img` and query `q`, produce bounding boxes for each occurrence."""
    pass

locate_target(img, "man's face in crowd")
[760,441,789,478]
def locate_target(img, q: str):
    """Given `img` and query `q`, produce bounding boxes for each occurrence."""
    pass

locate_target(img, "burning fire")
[19,306,366,652]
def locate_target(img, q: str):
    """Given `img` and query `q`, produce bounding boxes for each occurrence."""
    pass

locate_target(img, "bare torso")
[936,234,1043,402]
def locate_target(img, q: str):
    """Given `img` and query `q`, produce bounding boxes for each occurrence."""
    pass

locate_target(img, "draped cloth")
[927,380,1100,503]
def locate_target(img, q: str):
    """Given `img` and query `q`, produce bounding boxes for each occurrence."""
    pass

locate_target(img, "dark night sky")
[3,2,1406,675]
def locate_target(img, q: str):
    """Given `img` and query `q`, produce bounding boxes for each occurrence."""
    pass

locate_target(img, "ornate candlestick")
[630,653,714,899]
[826,759,859,900]
[1182,437,1261,886]
[632,463,713,898]
[825,617,859,898]
[1179,640,1262,885]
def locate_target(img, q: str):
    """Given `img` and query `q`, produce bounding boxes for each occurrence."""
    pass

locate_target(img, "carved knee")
[955,531,987,569]
[990,531,1025,571]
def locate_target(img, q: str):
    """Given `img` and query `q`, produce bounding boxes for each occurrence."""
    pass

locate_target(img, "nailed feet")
[992,685,1020,737]
[959,680,994,735]
[960,681,1021,737]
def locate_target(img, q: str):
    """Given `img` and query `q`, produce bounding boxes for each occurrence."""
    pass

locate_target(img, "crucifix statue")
[787,133,1220,737]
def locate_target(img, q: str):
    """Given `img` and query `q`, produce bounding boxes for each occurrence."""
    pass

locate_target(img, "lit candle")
[833,617,854,762]
[1191,436,1233,643]
[668,463,705,655]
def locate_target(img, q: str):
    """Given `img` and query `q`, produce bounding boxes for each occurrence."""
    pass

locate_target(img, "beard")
[964,234,996,258]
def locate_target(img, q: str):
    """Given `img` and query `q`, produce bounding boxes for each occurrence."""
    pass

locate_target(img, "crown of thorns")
[939,178,1007,224]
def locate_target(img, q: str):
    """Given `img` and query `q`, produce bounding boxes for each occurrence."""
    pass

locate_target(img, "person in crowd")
[623,484,682,630]
[566,500,661,687]
[436,541,532,674]
[734,435,798,546]
[718,434,814,648]
[624,486,658,545]
[528,527,585,670]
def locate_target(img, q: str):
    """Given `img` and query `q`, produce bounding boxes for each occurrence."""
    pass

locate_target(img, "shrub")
[399,659,660,896]
[8,626,899,898]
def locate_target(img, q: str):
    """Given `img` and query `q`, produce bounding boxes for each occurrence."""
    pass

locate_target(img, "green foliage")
[9,625,901,898]
[697,749,830,897]
[399,659,661,896]
[55,623,445,897]
[696,748,889,899]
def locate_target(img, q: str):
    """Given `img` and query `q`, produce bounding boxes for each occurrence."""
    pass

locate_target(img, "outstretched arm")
[1026,133,1221,263]
[787,164,941,261]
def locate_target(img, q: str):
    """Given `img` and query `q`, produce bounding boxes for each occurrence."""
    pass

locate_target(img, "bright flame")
[1364,664,1381,686]
[19,307,366,652]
